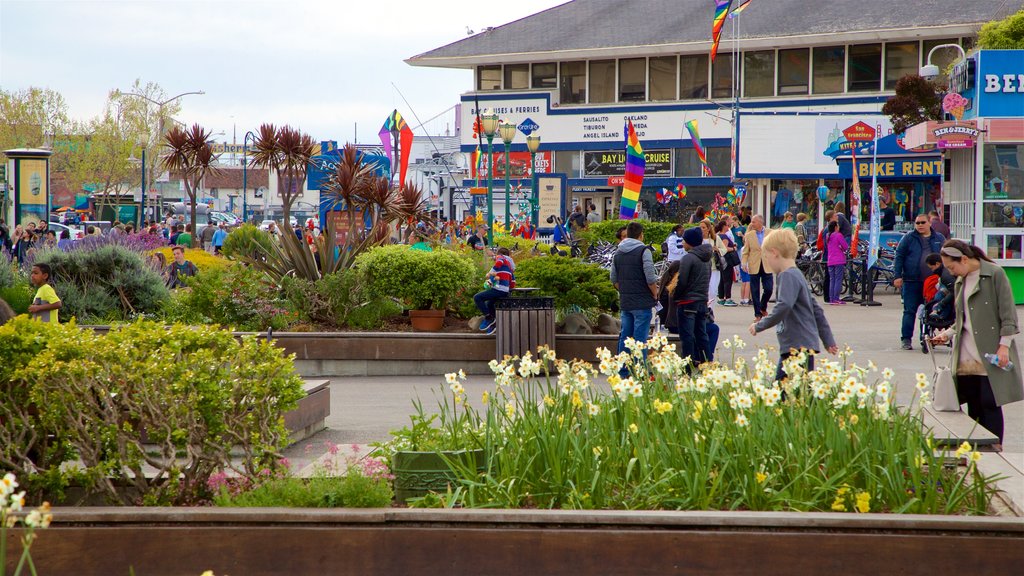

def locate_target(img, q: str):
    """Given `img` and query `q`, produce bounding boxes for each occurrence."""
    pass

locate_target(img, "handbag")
[927,337,960,412]
[725,249,741,267]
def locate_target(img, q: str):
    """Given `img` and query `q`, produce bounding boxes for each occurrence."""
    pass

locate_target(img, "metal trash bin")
[494,294,555,359]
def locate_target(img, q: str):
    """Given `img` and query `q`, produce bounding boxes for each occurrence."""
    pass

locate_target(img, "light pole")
[526,133,541,232]
[480,109,500,244]
[498,121,517,232]
[919,43,966,80]
[242,130,257,224]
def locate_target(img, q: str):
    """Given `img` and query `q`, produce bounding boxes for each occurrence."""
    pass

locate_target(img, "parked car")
[210,211,241,226]
[46,221,85,240]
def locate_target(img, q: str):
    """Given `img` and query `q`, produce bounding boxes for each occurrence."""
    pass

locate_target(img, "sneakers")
[485,323,496,335]
[723,299,738,307]
[479,318,492,331]
[717,299,726,306]
[830,300,846,306]
[901,339,913,351]
[739,299,751,306]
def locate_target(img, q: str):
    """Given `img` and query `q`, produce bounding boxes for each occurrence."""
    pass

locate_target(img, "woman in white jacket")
[700,219,728,310]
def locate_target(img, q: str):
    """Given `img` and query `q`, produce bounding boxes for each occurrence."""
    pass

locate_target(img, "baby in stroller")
[919,253,955,351]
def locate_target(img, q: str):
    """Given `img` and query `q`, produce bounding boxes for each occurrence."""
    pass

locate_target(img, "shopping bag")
[927,338,960,412]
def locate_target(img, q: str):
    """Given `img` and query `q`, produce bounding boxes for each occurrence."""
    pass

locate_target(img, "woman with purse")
[715,219,739,306]
[930,239,1022,444]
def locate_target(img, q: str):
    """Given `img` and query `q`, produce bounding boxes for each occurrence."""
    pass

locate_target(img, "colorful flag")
[472,146,482,185]
[379,110,414,185]
[685,120,713,177]
[619,120,645,220]
[657,188,671,205]
[867,129,881,270]
[728,0,752,18]
[711,0,733,62]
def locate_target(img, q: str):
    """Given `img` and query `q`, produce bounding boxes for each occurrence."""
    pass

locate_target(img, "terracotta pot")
[408,309,445,331]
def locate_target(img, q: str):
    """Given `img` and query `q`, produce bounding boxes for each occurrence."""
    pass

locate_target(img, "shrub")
[514,255,618,313]
[8,318,305,505]
[355,245,476,310]
[221,224,276,261]
[279,270,402,330]
[163,263,294,331]
[0,277,34,315]
[148,246,232,272]
[33,244,169,322]
[579,219,687,256]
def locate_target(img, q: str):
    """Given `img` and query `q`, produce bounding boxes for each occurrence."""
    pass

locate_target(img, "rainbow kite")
[472,146,482,185]
[676,183,687,200]
[685,120,713,177]
[728,0,752,18]
[711,0,733,63]
[378,110,414,185]
[619,120,645,220]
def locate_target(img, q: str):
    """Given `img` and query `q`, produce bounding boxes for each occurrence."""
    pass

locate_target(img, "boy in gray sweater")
[748,229,838,383]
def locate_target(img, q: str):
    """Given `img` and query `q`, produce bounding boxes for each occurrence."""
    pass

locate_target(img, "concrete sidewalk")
[283,293,1024,482]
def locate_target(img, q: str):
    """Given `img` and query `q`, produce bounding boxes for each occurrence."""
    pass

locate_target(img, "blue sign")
[308,150,390,191]
[961,50,1024,119]
[517,118,540,136]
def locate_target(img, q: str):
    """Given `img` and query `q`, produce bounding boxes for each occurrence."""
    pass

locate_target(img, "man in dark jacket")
[893,214,945,350]
[610,222,658,362]
[673,227,712,366]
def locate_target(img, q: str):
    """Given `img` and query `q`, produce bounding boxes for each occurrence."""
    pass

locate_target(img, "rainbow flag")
[728,0,752,18]
[685,120,713,177]
[619,120,645,220]
[711,0,732,62]
[472,146,482,185]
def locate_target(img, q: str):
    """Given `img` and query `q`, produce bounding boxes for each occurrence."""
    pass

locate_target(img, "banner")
[473,151,553,179]
[17,158,48,225]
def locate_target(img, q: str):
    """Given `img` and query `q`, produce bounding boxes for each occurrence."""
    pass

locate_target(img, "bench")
[920,406,999,450]
[283,379,331,444]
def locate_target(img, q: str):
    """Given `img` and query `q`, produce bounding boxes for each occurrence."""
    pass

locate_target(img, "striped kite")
[728,0,752,18]
[685,120,713,177]
[378,110,414,185]
[711,0,733,62]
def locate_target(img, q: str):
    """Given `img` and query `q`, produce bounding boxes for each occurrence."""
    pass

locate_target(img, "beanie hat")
[682,227,704,248]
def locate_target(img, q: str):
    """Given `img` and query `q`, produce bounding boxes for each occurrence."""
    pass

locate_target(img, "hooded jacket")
[673,243,712,303]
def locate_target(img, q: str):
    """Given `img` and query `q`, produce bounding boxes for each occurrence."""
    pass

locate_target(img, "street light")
[919,43,966,80]
[242,130,257,224]
[526,133,541,232]
[480,109,500,244]
[498,120,517,232]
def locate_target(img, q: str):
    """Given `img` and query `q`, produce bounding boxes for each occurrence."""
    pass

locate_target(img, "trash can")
[494,294,555,359]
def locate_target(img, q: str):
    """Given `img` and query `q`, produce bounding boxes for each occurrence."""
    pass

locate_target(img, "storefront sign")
[473,151,552,179]
[607,176,624,186]
[959,50,1024,119]
[517,118,540,136]
[842,122,876,142]
[838,158,942,179]
[536,174,566,229]
[933,122,979,149]
[584,150,672,177]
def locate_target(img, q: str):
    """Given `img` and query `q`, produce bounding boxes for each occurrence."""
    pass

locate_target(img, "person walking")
[929,210,950,238]
[794,213,810,252]
[730,215,751,306]
[825,220,849,305]
[201,222,217,253]
[893,214,945,350]
[715,219,738,306]
[673,227,712,366]
[741,215,773,320]
[931,240,1021,444]
[880,199,897,231]
[212,223,228,254]
[610,222,658,361]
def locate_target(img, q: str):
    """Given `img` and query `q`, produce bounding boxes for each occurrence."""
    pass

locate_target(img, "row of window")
[553,148,732,178]
[477,38,970,102]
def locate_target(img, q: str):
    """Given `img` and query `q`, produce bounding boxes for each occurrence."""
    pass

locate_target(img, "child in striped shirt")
[475,247,516,335]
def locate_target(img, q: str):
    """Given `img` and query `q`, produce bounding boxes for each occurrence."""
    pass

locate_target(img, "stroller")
[918,290,955,353]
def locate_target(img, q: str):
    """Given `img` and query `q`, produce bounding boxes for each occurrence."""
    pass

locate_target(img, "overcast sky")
[1,0,564,145]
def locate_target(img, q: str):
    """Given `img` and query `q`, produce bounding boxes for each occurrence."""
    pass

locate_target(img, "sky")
[0,0,565,145]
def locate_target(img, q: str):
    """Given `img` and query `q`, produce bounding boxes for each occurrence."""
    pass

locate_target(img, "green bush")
[280,270,403,330]
[579,219,690,257]
[355,245,477,310]
[221,223,276,261]
[514,255,618,313]
[163,263,294,331]
[214,473,392,508]
[33,245,169,322]
[0,278,35,315]
[4,318,305,505]
[0,259,18,289]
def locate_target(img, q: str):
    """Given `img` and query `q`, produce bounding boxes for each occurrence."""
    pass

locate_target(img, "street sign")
[470,186,488,195]
[517,118,540,135]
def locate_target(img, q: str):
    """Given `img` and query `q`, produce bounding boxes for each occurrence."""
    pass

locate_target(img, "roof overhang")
[407,24,983,69]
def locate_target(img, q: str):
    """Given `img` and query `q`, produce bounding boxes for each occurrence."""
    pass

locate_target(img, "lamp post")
[526,133,541,232]
[498,121,517,232]
[242,130,256,224]
[480,109,500,244]
[919,43,967,80]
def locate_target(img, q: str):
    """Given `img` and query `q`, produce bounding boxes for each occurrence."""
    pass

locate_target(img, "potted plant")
[355,245,476,331]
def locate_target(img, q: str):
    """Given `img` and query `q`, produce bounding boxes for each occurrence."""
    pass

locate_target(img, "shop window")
[982,144,1024,200]
[589,60,616,104]
[680,54,709,99]
[618,58,646,102]
[885,42,920,89]
[922,38,962,85]
[532,62,557,89]
[676,147,730,177]
[649,56,677,101]
[504,64,529,90]
[559,61,586,104]
[813,46,845,94]
[848,44,882,92]
[477,66,501,91]
[711,53,735,99]
[743,51,775,97]
[777,49,809,95]
[555,150,580,178]
[987,234,1024,260]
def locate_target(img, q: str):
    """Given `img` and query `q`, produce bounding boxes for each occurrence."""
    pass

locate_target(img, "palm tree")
[248,124,315,228]
[160,124,218,232]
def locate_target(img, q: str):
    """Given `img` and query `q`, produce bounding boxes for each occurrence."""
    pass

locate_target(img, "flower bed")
[379,336,998,514]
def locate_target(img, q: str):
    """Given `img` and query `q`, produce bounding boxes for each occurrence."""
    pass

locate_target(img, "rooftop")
[408,0,1020,68]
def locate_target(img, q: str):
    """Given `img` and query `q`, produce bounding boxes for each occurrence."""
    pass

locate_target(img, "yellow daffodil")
[855,491,871,513]
[628,423,639,434]
[955,441,972,458]
[756,472,768,484]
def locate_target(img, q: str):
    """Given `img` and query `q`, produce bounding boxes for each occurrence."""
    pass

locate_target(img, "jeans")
[676,301,709,367]
[617,308,654,357]
[900,281,924,341]
[473,288,509,320]
[828,264,844,303]
[750,270,773,317]
[706,320,720,362]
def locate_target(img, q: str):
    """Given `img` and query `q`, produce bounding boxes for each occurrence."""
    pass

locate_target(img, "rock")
[468,315,485,330]
[560,312,593,335]
[596,313,621,335]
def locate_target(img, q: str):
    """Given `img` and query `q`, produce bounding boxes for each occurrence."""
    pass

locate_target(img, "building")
[408,0,1018,231]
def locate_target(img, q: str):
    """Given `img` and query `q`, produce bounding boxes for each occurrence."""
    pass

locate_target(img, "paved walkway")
[283,294,1024,492]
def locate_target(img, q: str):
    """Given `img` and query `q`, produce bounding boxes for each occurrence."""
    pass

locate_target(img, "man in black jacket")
[893,215,945,350]
[673,227,713,366]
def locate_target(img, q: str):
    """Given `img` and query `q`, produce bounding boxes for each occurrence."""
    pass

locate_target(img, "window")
[555,150,580,178]
[589,59,616,103]
[922,38,961,85]
[532,62,557,89]
[559,61,586,104]
[707,147,731,176]
[477,66,501,91]
[680,54,709,99]
[812,46,845,94]
[777,48,809,95]
[848,44,882,92]
[711,53,734,99]
[618,58,646,101]
[885,42,920,89]
[675,147,730,177]
[504,64,529,90]
[649,56,677,101]
[743,50,775,97]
